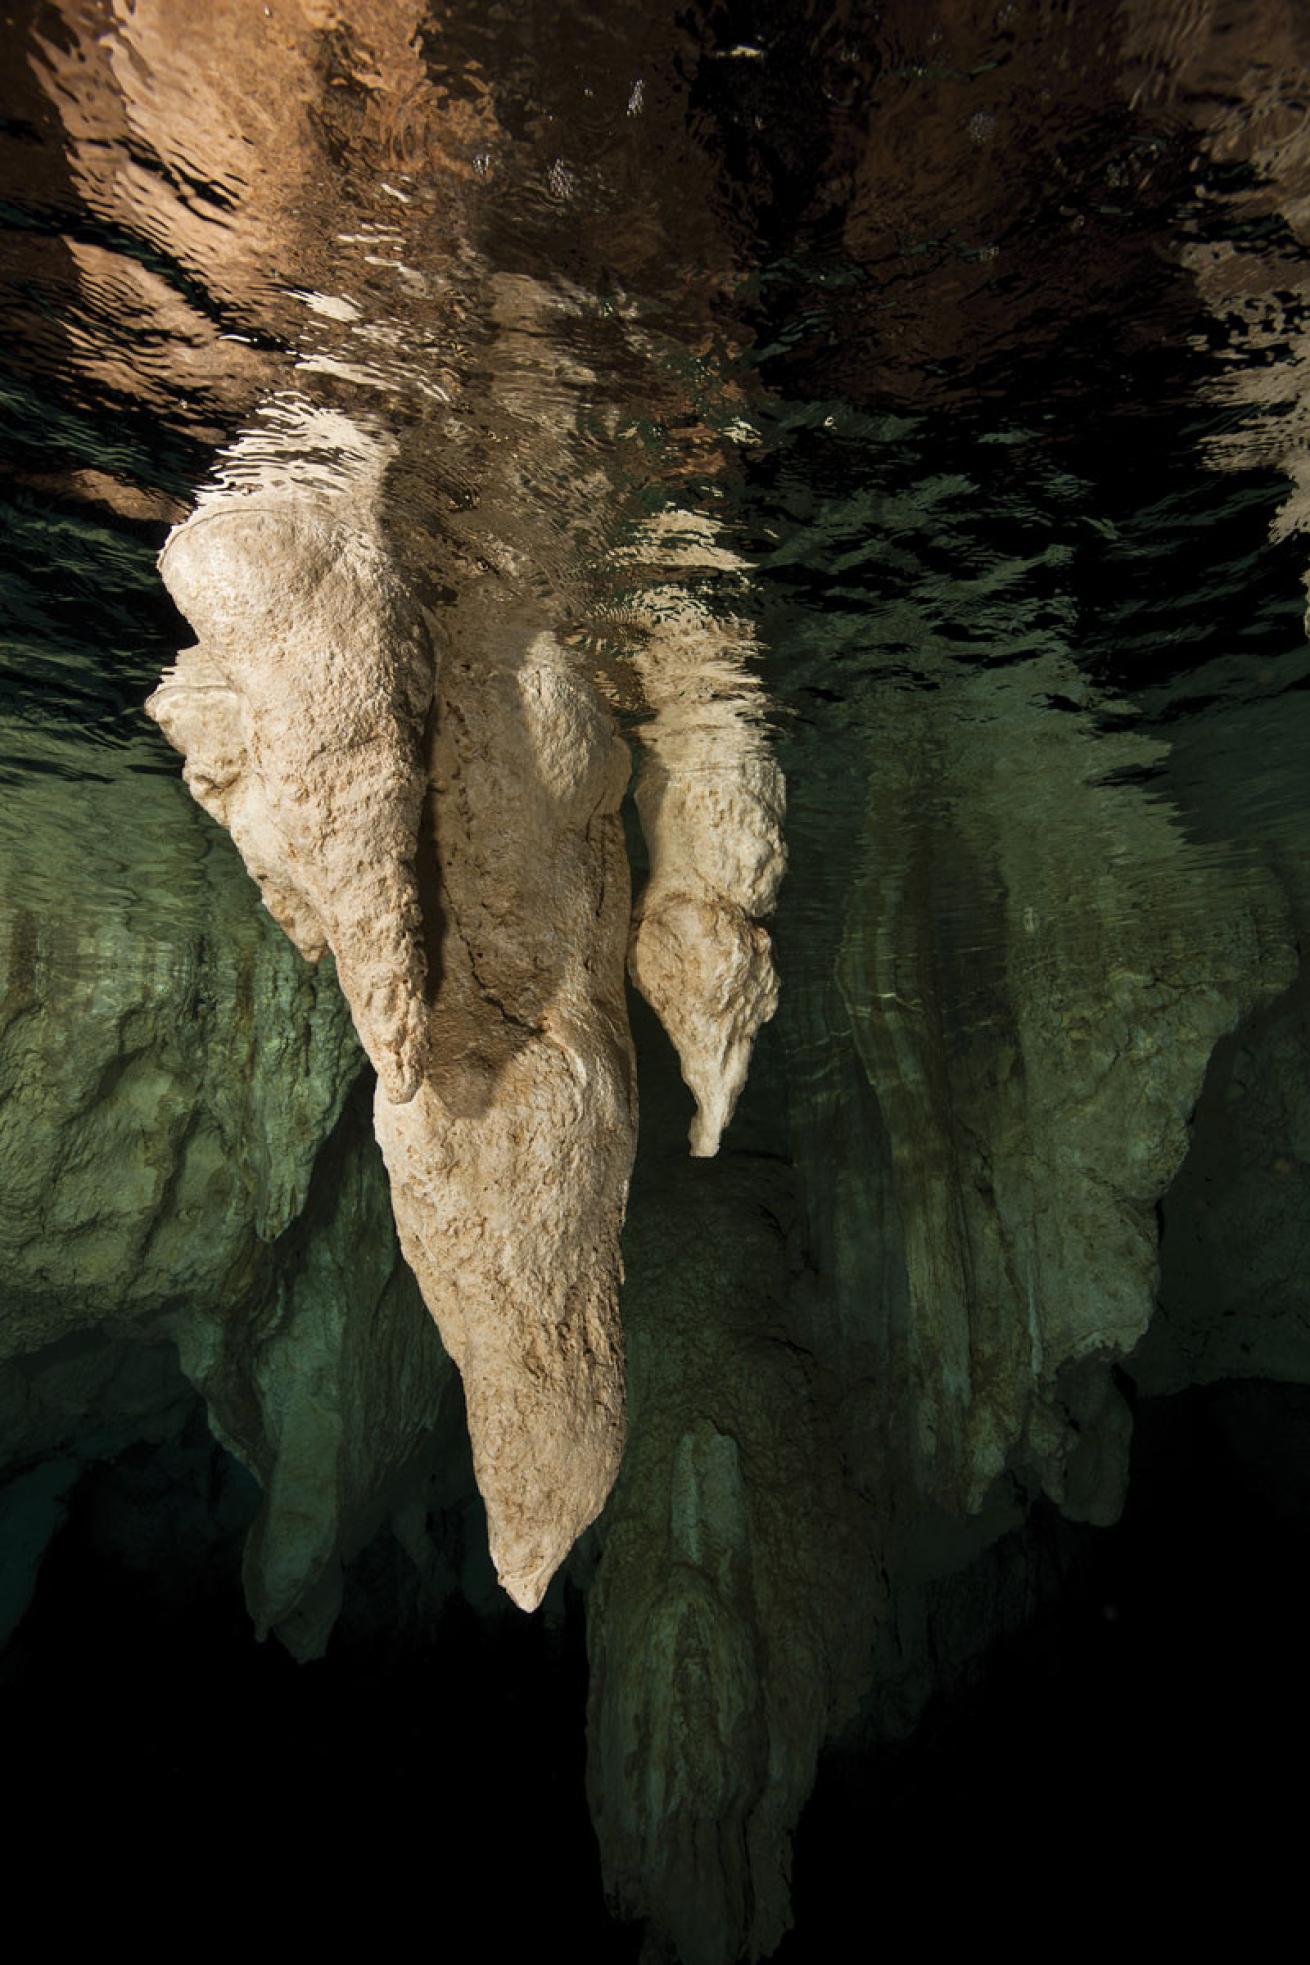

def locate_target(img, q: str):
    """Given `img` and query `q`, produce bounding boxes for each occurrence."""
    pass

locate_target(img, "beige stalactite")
[90,0,786,1601]
[147,410,639,1608]
[622,512,786,1156]
[148,425,434,1107]
[375,604,637,1609]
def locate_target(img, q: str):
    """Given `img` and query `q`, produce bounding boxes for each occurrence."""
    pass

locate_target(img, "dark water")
[4,0,1310,1950]
[5,1377,1306,1951]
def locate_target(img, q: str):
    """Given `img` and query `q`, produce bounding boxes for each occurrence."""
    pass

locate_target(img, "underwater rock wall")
[830,667,1297,1527]
[0,817,358,1358]
[0,799,460,1658]
[1138,962,1310,1397]
[586,1073,879,1965]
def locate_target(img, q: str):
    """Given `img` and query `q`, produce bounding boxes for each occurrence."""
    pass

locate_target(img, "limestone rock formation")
[587,1127,877,1965]
[0,820,359,1361]
[148,420,436,1108]
[147,412,640,1610]
[832,659,1297,1524]
[374,606,637,1610]
[0,781,466,1655]
[624,513,786,1157]
[17,0,790,1620]
[16,5,1310,1961]
[178,1083,458,1657]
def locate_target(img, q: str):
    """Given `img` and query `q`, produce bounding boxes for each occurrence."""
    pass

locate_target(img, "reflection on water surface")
[2,0,1308,957]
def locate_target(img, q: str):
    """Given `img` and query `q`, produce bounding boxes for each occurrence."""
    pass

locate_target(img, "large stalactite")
[146,433,790,1604]
[5,5,1310,1962]
[87,0,791,1609]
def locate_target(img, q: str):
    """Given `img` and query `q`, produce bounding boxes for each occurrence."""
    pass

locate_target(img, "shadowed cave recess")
[2,0,1309,1953]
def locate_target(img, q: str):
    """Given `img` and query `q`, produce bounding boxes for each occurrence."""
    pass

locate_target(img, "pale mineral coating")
[374,612,637,1610]
[149,453,639,1610]
[624,519,786,1157]
[149,487,436,1107]
[629,724,784,1157]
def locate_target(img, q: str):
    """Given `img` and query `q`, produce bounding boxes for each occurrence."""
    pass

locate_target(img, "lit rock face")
[148,428,640,1609]
[0,830,358,1361]
[148,436,436,1108]
[27,0,786,1614]
[136,276,787,1611]
[629,771,781,1158]
[625,521,785,1156]
[374,604,637,1610]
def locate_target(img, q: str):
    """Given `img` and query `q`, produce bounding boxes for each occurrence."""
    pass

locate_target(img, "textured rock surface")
[624,514,786,1157]
[18,0,789,1623]
[149,417,639,1610]
[0,781,461,1655]
[582,628,1301,1961]
[179,1083,458,1657]
[149,417,436,1107]
[831,661,1297,1525]
[375,604,637,1610]
[0,821,359,1360]
[587,1088,877,1965]
[1135,965,1310,1396]
[10,5,1310,1962]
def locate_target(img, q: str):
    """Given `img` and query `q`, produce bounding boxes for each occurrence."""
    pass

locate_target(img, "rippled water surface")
[3,0,1310,969]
